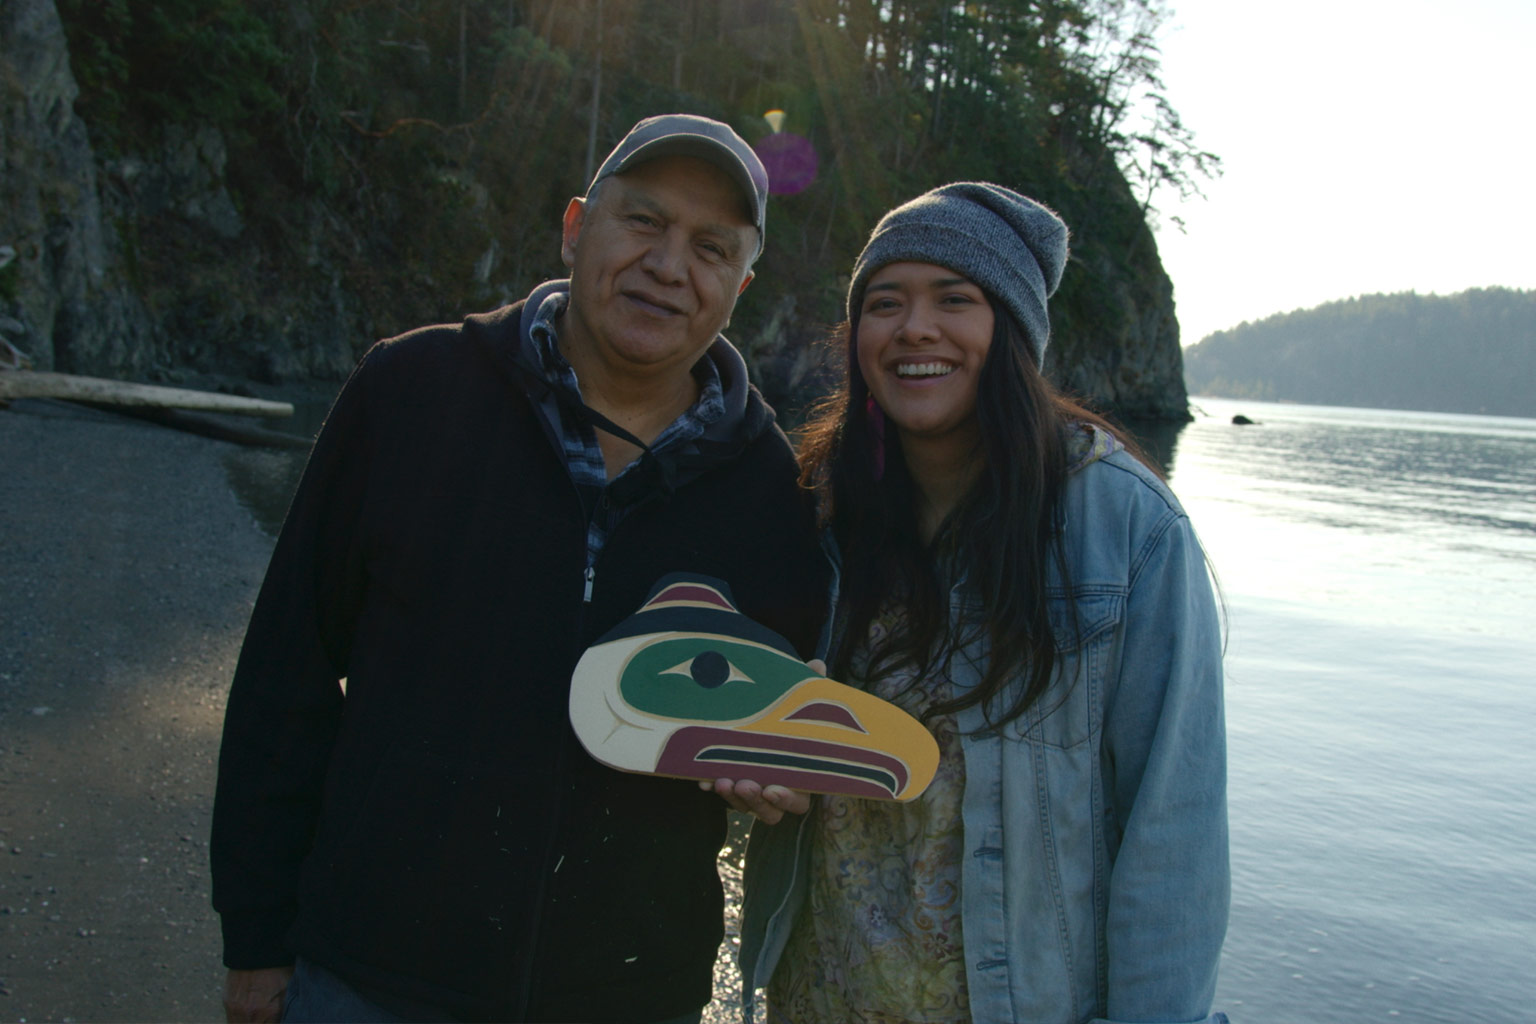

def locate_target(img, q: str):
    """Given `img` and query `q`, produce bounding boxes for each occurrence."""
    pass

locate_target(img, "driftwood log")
[0,370,294,417]
[83,404,316,449]
[1,369,314,448]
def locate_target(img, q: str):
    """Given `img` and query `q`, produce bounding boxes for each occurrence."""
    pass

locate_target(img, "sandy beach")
[0,397,750,1023]
[1,398,273,1020]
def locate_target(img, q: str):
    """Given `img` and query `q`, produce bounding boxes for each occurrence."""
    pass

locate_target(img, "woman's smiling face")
[856,261,995,454]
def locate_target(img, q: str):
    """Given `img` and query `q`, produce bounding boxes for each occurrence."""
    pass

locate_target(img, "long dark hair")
[798,295,1156,728]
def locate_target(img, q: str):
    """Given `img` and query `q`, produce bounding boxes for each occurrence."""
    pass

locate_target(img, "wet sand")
[0,398,749,1023]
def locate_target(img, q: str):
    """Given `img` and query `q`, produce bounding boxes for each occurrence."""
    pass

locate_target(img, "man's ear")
[560,197,586,268]
[721,270,754,330]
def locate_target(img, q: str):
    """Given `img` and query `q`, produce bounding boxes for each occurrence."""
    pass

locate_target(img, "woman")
[737,183,1230,1024]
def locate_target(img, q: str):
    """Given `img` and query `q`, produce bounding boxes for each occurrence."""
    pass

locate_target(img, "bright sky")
[1148,0,1536,344]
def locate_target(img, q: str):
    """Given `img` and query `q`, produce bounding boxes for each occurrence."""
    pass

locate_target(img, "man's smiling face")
[559,154,757,384]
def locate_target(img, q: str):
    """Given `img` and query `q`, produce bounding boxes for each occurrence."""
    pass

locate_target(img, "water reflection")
[1124,416,1188,478]
[1177,399,1536,552]
[221,396,333,536]
[1173,398,1536,1022]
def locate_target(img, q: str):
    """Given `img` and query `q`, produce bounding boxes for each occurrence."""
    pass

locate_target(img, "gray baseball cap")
[589,114,769,256]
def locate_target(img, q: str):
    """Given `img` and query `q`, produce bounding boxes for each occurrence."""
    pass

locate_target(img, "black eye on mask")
[690,651,730,688]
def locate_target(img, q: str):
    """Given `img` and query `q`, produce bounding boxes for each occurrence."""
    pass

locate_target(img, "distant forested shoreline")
[1182,288,1536,418]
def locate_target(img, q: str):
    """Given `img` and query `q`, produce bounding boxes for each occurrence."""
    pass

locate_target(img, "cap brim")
[608,135,765,238]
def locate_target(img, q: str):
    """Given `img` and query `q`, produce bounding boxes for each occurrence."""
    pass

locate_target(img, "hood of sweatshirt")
[466,278,779,500]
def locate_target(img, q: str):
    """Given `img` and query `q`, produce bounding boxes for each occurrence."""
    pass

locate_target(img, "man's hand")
[700,777,811,824]
[223,966,293,1024]
[698,658,823,824]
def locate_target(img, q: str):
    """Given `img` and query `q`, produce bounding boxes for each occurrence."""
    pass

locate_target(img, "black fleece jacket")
[210,291,827,1021]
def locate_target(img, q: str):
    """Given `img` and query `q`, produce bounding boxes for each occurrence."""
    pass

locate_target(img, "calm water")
[223,395,1536,1020]
[1168,398,1536,1023]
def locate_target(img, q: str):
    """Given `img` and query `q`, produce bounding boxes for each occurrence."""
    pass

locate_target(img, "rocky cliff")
[1,0,361,384]
[1049,194,1189,421]
[1,0,146,374]
[2,0,1190,421]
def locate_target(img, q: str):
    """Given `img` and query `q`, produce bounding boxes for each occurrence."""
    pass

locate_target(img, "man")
[212,114,827,1023]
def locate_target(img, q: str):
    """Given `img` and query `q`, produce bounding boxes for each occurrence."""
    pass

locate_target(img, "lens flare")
[754,132,818,196]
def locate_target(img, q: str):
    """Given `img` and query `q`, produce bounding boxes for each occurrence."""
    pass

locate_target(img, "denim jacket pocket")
[1005,590,1124,749]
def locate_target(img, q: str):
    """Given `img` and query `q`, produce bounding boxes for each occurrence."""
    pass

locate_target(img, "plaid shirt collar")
[526,289,726,490]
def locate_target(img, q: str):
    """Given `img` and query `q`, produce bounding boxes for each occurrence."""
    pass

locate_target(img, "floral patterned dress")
[767,607,971,1024]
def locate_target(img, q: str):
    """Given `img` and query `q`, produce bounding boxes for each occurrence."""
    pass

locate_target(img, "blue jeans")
[281,957,703,1024]
[281,959,404,1023]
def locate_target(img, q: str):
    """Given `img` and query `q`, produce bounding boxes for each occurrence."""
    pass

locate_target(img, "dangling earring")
[865,395,886,482]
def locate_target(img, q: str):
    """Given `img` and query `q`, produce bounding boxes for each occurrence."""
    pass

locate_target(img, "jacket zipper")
[512,473,591,1019]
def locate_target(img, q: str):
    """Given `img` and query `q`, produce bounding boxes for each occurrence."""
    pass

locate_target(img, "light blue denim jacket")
[739,442,1230,1024]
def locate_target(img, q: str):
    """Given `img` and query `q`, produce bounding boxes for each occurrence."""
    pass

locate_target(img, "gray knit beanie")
[847,182,1069,366]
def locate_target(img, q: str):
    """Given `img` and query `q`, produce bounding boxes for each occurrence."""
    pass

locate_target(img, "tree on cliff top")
[54,0,1216,415]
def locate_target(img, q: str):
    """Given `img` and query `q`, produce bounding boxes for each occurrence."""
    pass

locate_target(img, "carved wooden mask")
[569,574,940,801]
